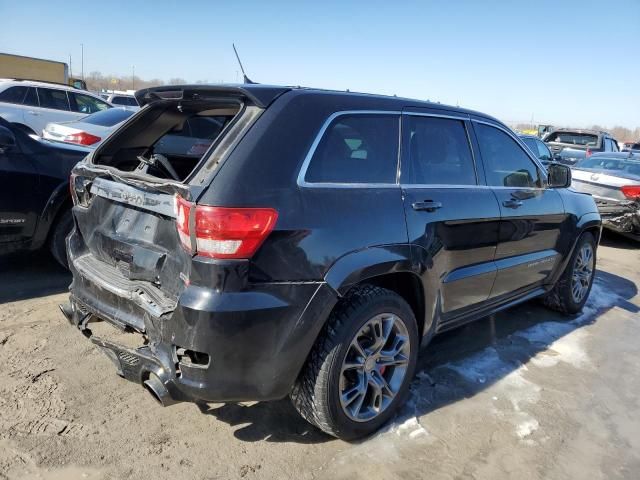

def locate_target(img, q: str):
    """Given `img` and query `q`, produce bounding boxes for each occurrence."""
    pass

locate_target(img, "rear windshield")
[545,132,599,146]
[82,108,134,127]
[111,96,138,107]
[92,101,241,182]
[575,157,640,175]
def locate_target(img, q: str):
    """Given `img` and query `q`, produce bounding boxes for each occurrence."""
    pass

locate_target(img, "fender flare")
[324,244,415,296]
[31,181,71,250]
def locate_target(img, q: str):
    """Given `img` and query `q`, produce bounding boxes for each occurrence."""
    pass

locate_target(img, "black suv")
[62,85,601,440]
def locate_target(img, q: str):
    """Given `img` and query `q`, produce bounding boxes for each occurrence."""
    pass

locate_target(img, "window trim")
[472,119,548,189]
[400,111,480,188]
[297,110,402,188]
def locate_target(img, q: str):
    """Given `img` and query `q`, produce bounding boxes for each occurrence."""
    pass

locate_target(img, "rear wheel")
[290,285,418,440]
[49,210,73,269]
[543,232,596,314]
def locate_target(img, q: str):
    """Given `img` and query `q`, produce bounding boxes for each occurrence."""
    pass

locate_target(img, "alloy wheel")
[571,243,594,303]
[339,313,411,422]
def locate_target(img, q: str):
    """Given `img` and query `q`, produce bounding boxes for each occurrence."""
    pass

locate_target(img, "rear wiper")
[137,154,180,181]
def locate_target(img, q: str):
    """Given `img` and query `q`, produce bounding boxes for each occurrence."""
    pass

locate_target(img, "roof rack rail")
[4,78,82,89]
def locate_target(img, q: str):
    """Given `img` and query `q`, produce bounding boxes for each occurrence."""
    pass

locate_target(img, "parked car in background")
[543,128,619,165]
[620,141,640,153]
[61,84,601,440]
[43,108,135,147]
[106,93,140,110]
[0,79,112,135]
[571,152,640,241]
[0,117,89,266]
[43,108,219,154]
[519,134,555,165]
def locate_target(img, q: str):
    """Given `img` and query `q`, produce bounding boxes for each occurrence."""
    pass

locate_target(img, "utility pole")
[132,65,135,90]
[80,43,84,80]
[69,54,72,77]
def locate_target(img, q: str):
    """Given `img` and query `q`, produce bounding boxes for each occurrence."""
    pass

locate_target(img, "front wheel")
[290,285,419,440]
[543,232,596,314]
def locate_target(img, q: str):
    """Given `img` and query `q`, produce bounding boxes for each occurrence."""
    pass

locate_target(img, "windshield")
[82,108,135,127]
[545,132,599,146]
[575,156,640,175]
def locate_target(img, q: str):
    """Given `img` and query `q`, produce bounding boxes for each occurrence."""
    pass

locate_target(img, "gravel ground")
[0,231,638,480]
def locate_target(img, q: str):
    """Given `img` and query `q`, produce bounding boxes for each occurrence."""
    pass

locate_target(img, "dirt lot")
[1,232,639,480]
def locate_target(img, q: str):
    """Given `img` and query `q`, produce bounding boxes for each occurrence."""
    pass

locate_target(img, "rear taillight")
[65,131,101,146]
[621,185,640,200]
[586,148,592,158]
[175,196,278,259]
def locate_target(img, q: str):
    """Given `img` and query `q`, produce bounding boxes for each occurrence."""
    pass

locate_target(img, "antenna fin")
[232,44,256,84]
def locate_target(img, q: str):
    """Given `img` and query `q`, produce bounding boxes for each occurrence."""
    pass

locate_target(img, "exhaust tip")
[143,372,179,407]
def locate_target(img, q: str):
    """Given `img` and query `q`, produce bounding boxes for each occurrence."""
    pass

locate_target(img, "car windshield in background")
[82,108,135,127]
[575,156,640,175]
[546,132,599,146]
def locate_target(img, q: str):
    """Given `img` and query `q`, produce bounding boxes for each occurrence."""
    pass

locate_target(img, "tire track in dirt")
[0,334,85,440]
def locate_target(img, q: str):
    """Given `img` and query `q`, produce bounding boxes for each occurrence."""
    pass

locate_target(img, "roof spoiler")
[134,85,290,108]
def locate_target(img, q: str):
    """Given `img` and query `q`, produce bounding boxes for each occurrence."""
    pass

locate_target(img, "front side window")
[304,114,399,184]
[475,123,541,188]
[403,116,476,185]
[69,92,111,114]
[38,88,70,110]
[0,86,27,104]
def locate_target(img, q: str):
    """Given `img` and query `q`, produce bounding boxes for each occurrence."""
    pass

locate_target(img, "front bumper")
[65,252,338,404]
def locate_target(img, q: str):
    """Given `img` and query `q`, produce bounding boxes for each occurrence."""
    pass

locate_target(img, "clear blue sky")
[1,0,639,127]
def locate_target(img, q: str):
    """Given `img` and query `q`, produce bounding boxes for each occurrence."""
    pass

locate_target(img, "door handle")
[502,199,523,209]
[412,200,443,212]
[27,111,41,116]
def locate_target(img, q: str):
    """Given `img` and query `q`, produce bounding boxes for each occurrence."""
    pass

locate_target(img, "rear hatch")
[68,85,288,329]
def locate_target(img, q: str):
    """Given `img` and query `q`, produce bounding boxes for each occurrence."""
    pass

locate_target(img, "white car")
[43,107,135,146]
[0,79,112,135]
[106,93,140,110]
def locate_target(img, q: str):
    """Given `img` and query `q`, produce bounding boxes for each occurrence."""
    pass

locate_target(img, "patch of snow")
[516,417,539,438]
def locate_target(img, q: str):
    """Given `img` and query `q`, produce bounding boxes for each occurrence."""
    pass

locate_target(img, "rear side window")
[475,123,541,188]
[38,88,70,110]
[304,114,399,184]
[403,116,476,185]
[0,86,27,104]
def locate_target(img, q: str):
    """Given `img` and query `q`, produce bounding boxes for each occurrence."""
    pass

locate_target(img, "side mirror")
[0,126,17,153]
[547,163,572,188]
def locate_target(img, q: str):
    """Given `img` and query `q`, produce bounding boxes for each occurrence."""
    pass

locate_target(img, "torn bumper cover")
[62,251,337,406]
[597,199,640,239]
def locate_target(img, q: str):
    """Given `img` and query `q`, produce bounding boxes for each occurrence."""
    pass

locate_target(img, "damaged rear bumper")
[64,249,338,406]
[596,199,640,240]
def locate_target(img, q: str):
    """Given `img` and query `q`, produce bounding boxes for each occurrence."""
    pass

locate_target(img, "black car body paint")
[62,85,602,408]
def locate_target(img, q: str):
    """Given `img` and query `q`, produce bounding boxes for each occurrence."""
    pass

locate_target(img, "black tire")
[49,210,73,269]
[290,285,419,440]
[543,232,596,314]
